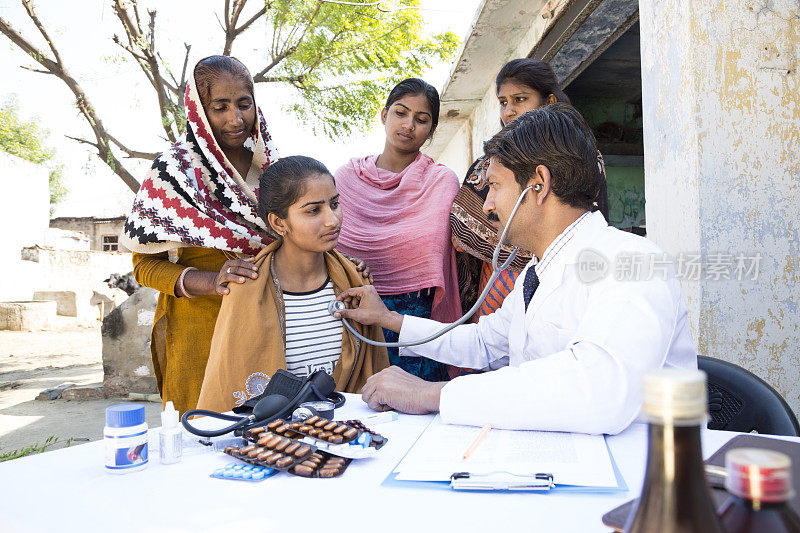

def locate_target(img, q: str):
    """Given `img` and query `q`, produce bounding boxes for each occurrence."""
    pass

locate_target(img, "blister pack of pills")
[222,435,317,470]
[288,450,351,478]
[210,462,277,482]
[248,417,388,459]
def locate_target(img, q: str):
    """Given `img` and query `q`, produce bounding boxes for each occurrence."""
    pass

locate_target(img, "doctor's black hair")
[495,59,570,104]
[384,78,440,135]
[483,103,601,210]
[258,156,333,231]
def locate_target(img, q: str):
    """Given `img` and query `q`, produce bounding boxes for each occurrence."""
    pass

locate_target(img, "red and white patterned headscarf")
[121,69,278,255]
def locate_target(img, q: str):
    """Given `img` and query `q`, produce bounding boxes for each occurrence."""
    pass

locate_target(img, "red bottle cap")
[725,448,795,503]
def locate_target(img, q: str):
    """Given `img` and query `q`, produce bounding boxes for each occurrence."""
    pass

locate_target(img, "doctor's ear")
[532,165,552,206]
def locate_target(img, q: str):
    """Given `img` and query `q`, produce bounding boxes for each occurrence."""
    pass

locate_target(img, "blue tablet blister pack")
[211,462,277,482]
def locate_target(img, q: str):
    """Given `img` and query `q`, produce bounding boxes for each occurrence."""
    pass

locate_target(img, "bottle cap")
[106,404,146,428]
[641,368,707,425]
[725,448,794,503]
[161,401,179,429]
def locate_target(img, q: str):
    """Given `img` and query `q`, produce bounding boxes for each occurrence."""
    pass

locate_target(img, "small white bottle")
[159,401,182,464]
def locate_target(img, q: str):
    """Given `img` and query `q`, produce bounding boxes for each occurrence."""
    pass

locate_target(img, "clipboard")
[449,472,555,491]
[381,433,629,493]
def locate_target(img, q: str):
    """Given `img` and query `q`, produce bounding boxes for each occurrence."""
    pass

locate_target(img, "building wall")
[641,0,800,416]
[21,247,133,321]
[50,217,128,252]
[0,152,50,301]
[424,0,568,175]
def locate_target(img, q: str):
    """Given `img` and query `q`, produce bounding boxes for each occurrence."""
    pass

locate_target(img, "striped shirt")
[283,278,343,379]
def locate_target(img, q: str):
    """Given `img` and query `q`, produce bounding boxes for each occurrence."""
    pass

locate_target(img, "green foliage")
[263,0,460,137]
[0,99,67,213]
[0,435,74,462]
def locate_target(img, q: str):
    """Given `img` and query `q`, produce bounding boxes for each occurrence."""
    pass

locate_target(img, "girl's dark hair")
[193,55,254,108]
[495,58,570,104]
[483,103,600,210]
[258,156,333,229]
[384,78,440,133]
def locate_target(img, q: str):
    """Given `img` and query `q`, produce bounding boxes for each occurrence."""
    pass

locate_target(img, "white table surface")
[0,394,791,533]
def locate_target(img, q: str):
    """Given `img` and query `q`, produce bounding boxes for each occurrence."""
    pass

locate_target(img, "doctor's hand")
[362,366,446,415]
[334,286,404,333]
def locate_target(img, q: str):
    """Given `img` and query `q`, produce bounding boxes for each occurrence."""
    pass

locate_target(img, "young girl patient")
[197,156,389,412]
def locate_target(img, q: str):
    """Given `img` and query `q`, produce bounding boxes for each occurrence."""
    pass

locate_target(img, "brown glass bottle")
[718,448,800,533]
[623,369,724,533]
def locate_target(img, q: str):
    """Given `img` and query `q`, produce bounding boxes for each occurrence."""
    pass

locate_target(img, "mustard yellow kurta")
[132,247,230,414]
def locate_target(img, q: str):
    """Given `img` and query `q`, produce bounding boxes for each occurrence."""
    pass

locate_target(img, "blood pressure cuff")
[232,369,304,415]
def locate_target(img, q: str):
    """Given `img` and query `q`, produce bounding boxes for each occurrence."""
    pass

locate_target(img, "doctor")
[334,104,696,434]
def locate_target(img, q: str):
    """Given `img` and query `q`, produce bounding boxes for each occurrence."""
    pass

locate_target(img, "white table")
[0,394,790,533]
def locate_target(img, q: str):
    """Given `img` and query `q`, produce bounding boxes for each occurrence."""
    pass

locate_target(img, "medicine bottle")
[718,448,800,532]
[159,401,182,464]
[623,368,723,533]
[104,404,149,474]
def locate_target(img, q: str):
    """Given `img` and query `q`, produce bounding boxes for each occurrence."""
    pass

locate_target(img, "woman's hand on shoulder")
[214,257,259,295]
[341,253,373,283]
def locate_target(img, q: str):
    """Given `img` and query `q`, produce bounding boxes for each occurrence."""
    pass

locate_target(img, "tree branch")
[252,44,299,81]
[0,4,142,193]
[20,65,56,75]
[222,0,267,55]
[112,0,178,144]
[65,135,100,150]
[21,0,62,66]
[236,6,267,35]
[107,133,160,160]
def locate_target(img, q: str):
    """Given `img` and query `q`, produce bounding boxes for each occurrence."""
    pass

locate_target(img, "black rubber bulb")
[252,394,289,421]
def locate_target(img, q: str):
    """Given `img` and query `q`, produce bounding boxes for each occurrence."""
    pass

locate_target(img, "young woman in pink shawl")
[334,78,461,382]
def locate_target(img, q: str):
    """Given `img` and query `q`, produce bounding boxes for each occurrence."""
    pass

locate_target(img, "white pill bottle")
[104,404,149,474]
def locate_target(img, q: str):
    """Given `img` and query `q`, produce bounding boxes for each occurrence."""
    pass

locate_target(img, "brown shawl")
[197,241,389,413]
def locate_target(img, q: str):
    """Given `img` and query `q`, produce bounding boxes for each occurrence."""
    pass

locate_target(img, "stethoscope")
[328,185,534,347]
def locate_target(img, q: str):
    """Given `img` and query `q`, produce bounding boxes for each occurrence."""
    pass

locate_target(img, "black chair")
[698,355,800,436]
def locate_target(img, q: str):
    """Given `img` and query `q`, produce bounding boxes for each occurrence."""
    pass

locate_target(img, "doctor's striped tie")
[522,266,539,311]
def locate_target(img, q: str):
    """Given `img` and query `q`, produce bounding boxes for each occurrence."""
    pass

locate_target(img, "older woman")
[121,56,277,413]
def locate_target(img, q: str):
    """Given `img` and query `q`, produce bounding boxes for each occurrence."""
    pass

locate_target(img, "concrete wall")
[21,247,133,322]
[641,0,800,416]
[0,152,50,301]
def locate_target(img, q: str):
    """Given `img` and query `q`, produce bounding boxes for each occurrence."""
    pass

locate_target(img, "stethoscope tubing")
[333,186,533,348]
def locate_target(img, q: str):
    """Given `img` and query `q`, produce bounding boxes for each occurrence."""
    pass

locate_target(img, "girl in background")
[451,58,609,323]
[334,78,461,382]
[449,58,609,378]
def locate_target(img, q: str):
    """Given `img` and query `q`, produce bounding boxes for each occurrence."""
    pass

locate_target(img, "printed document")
[393,415,617,487]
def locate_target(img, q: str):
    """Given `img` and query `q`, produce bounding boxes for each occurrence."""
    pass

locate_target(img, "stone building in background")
[50,215,129,252]
[423,0,800,418]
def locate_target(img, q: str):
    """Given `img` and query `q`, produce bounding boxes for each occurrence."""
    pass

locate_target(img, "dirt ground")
[0,317,161,458]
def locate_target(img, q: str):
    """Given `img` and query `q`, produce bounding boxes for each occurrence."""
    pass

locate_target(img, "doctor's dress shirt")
[398,211,697,434]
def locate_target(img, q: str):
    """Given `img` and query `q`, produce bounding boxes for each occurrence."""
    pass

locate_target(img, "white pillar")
[640,0,800,416]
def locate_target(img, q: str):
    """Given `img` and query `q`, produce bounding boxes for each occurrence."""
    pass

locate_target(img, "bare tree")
[0,0,457,193]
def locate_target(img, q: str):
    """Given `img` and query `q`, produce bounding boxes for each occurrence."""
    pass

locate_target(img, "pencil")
[462,423,492,459]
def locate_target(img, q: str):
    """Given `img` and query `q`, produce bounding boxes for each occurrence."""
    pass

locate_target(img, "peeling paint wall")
[641,0,800,417]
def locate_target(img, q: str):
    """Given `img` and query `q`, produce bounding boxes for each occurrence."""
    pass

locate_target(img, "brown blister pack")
[223,433,316,471]
[288,450,352,478]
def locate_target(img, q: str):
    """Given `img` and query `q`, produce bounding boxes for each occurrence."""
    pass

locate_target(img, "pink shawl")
[334,153,461,322]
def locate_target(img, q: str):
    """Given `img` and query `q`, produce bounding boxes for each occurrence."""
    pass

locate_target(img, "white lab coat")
[399,211,697,434]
